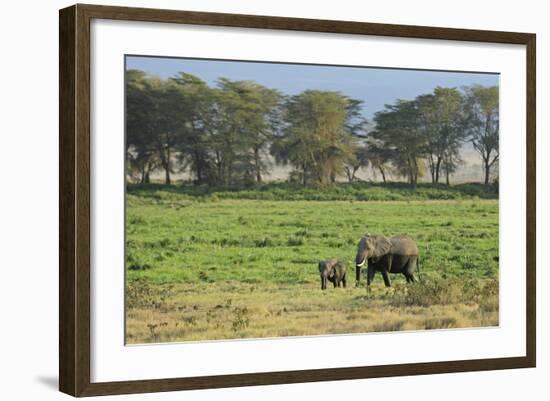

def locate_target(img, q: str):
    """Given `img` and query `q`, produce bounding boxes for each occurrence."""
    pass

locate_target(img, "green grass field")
[125,183,499,344]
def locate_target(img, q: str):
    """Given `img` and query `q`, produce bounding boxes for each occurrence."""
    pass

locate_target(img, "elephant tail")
[416,256,421,282]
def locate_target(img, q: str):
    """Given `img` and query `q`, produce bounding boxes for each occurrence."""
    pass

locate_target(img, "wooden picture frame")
[59,3,536,397]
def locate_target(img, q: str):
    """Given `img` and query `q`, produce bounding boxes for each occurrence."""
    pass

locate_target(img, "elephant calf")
[318,258,347,290]
[355,234,419,288]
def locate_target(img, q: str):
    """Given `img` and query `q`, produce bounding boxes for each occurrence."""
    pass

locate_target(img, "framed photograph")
[59,4,536,397]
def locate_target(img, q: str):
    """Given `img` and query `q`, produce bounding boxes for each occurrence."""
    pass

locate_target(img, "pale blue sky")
[126,55,499,119]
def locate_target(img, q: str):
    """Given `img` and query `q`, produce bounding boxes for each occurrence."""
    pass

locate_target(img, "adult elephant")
[355,234,419,287]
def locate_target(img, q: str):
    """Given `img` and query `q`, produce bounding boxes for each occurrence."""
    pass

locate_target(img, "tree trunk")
[164,146,171,185]
[158,142,171,185]
[195,166,202,185]
[227,156,233,186]
[345,168,353,183]
[143,162,152,184]
[484,159,490,185]
[254,148,262,183]
[193,152,202,185]
[215,151,223,185]
[378,166,387,183]
[435,156,442,184]
[428,155,436,184]
[318,170,327,186]
[411,156,418,189]
[140,168,146,184]
[407,156,414,185]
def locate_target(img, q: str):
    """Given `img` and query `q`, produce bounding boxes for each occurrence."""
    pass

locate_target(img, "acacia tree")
[234,82,282,184]
[371,100,427,187]
[149,79,189,185]
[417,87,466,184]
[212,79,282,185]
[170,73,217,185]
[126,70,160,183]
[272,90,362,186]
[463,85,499,185]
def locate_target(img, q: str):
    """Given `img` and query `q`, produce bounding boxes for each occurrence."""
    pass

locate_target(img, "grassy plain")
[125,183,499,344]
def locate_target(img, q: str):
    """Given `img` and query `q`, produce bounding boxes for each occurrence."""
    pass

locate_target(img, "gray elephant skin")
[318,258,347,290]
[355,234,419,287]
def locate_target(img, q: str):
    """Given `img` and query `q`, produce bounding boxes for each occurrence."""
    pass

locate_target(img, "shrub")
[126,252,152,271]
[231,307,250,331]
[255,237,273,247]
[158,238,171,247]
[126,278,175,309]
[128,261,152,271]
[391,277,498,307]
[287,237,304,246]
[126,182,498,202]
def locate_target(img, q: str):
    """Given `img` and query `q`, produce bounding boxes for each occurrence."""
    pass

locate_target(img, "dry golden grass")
[126,279,498,344]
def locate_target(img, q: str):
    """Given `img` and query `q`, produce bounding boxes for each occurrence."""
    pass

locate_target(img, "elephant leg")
[381,255,393,287]
[405,258,417,283]
[342,276,347,288]
[333,280,337,288]
[405,274,412,284]
[367,264,376,286]
[381,270,392,287]
[355,266,362,287]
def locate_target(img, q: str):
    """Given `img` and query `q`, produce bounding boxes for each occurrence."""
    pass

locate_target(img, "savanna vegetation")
[126,185,498,343]
[126,70,499,187]
[125,66,499,344]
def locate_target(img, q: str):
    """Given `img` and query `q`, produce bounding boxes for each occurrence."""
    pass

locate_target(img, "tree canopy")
[126,69,499,187]
[271,90,364,186]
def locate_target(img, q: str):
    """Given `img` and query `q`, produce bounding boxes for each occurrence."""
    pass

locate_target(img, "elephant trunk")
[355,246,370,286]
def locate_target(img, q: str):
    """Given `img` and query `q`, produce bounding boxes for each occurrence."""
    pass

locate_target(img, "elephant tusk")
[356,259,366,267]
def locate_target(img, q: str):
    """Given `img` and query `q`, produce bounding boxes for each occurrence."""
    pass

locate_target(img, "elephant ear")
[368,235,392,259]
